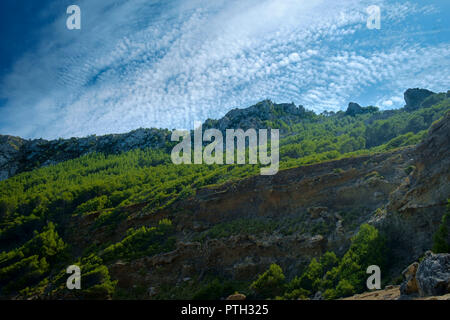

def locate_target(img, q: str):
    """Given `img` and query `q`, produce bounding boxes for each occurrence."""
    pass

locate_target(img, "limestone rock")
[345,102,363,116]
[400,262,419,295]
[226,293,246,300]
[404,88,435,111]
[416,252,450,297]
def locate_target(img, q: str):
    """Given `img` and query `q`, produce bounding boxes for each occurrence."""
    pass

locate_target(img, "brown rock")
[226,293,246,300]
[400,262,419,295]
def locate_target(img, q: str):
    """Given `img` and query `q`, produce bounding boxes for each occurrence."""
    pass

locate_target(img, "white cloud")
[382,100,393,107]
[0,0,448,139]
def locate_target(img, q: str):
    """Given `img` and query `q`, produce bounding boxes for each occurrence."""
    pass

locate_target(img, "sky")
[0,0,449,139]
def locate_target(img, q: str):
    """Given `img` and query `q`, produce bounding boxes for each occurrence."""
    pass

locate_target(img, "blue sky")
[0,0,449,139]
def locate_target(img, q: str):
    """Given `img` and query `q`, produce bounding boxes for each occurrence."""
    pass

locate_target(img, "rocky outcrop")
[0,135,25,180]
[203,100,307,132]
[352,252,450,300]
[109,232,327,289]
[404,88,435,111]
[416,252,450,297]
[71,145,410,290]
[345,102,363,116]
[345,102,378,116]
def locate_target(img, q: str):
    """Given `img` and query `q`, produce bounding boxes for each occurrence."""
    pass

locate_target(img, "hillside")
[0,88,449,300]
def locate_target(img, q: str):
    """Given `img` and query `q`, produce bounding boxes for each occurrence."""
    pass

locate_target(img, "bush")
[336,279,355,297]
[432,203,450,253]
[278,288,310,300]
[326,224,387,296]
[192,278,235,300]
[283,225,386,300]
[250,264,286,299]
[0,222,67,294]
[297,258,322,292]
[101,219,175,262]
[74,195,110,215]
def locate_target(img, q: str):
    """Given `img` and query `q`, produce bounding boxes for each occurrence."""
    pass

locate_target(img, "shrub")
[192,278,235,300]
[101,219,175,262]
[432,202,450,253]
[336,279,355,297]
[325,224,387,296]
[250,264,286,299]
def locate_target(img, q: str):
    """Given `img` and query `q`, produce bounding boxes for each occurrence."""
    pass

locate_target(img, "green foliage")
[102,219,176,262]
[77,255,117,299]
[74,195,110,215]
[326,224,387,296]
[23,254,118,300]
[254,225,386,300]
[432,201,450,253]
[0,222,67,294]
[297,258,322,292]
[250,264,286,299]
[277,287,310,300]
[282,252,338,298]
[192,278,236,300]
[365,99,449,148]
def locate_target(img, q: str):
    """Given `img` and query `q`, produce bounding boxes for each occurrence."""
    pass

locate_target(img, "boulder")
[416,252,450,297]
[226,293,246,300]
[399,262,419,295]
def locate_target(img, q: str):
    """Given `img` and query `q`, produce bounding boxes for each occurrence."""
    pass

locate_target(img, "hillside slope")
[0,88,449,300]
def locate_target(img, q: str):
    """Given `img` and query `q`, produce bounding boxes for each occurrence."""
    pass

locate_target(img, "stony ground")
[343,286,450,300]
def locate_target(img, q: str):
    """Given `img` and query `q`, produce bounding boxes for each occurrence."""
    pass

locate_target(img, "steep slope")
[375,110,450,267]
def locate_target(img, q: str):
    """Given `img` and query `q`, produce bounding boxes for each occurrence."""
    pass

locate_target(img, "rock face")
[0,135,25,180]
[416,252,450,297]
[404,88,435,111]
[345,102,363,116]
[376,111,450,267]
[345,102,378,116]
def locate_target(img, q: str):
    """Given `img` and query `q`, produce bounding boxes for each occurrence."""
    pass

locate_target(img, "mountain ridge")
[0,88,447,181]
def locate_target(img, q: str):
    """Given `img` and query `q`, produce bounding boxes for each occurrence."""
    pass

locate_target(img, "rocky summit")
[404,88,436,111]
